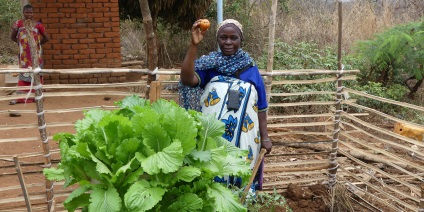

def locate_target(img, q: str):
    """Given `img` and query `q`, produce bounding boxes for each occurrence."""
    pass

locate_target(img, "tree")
[120,0,213,31]
[138,0,157,99]
[354,20,424,99]
[119,0,213,69]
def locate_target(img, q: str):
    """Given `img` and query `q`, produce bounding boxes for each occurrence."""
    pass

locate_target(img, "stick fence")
[1,65,422,211]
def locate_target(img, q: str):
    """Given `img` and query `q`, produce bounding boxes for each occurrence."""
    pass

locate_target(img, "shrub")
[353,20,424,96]
[256,41,362,114]
[0,0,20,64]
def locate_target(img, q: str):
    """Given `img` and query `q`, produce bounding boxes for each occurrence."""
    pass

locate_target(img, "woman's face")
[217,26,241,56]
[23,8,34,20]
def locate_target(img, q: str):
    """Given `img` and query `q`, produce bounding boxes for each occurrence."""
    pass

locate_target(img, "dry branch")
[342,121,424,158]
[263,176,328,187]
[340,166,417,211]
[0,68,360,76]
[345,88,424,113]
[269,91,336,97]
[0,81,146,91]
[272,75,356,85]
[341,133,424,173]
[268,121,333,128]
[13,156,32,212]
[269,101,337,107]
[344,101,424,129]
[265,170,327,177]
[0,91,145,101]
[264,164,330,173]
[268,112,334,119]
[342,112,424,148]
[338,149,419,192]
[0,122,74,131]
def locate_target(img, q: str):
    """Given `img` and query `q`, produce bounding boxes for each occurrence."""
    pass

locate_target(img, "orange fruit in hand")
[199,19,210,31]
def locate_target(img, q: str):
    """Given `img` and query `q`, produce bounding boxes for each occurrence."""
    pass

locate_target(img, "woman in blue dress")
[179,19,272,191]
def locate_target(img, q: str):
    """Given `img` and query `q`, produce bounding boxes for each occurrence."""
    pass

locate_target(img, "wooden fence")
[1,67,424,211]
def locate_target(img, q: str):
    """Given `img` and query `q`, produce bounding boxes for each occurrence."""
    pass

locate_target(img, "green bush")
[353,20,423,91]
[256,41,362,113]
[0,0,20,27]
[350,82,424,124]
[0,0,20,64]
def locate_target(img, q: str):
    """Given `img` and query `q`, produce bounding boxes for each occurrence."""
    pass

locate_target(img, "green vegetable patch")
[44,95,251,212]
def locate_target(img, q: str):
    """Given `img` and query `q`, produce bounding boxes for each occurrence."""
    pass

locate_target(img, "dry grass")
[328,183,354,212]
[120,19,146,62]
[0,30,18,64]
[273,0,423,52]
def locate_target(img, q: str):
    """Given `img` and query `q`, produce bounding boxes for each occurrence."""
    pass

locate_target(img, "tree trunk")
[405,76,423,100]
[139,0,158,99]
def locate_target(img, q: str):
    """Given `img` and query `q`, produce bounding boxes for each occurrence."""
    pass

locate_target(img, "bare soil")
[0,94,117,210]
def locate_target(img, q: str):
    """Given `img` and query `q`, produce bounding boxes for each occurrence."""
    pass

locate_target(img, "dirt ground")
[0,93,118,210]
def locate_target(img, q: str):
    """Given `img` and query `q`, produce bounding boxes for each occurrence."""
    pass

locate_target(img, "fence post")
[14,156,32,212]
[150,81,161,102]
[265,0,278,104]
[24,20,55,211]
[328,0,343,189]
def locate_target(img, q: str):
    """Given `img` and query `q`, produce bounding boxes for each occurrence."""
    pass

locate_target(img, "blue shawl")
[179,49,253,111]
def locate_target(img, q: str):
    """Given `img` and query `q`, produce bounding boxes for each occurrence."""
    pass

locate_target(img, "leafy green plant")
[0,0,20,64]
[256,41,362,114]
[246,189,292,212]
[0,0,20,27]
[353,20,424,98]
[350,82,410,117]
[44,95,251,212]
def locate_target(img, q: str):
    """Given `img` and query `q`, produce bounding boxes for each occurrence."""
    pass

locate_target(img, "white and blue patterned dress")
[196,65,268,190]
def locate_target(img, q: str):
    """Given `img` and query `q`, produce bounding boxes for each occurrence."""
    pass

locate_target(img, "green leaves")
[44,96,250,211]
[124,180,166,211]
[89,187,122,212]
[140,141,184,175]
[207,183,247,212]
[354,20,424,86]
[167,193,203,211]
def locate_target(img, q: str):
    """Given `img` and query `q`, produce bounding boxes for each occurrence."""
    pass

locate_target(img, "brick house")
[29,0,125,84]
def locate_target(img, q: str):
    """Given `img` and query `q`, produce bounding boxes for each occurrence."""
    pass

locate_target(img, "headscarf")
[179,19,253,111]
[217,19,244,41]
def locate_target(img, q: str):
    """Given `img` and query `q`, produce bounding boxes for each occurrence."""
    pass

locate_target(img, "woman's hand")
[261,138,272,154]
[191,20,207,46]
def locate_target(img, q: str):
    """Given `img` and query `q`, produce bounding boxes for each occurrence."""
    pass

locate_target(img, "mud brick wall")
[30,0,125,84]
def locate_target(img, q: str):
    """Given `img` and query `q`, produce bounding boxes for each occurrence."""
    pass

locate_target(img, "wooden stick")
[263,176,328,187]
[0,81,146,90]
[268,121,333,128]
[265,151,331,157]
[342,112,424,148]
[264,164,330,173]
[265,0,278,104]
[328,3,343,202]
[150,81,158,102]
[13,156,32,212]
[345,88,424,113]
[272,75,356,85]
[341,166,417,211]
[420,183,424,210]
[240,149,266,204]
[0,67,360,76]
[25,25,55,211]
